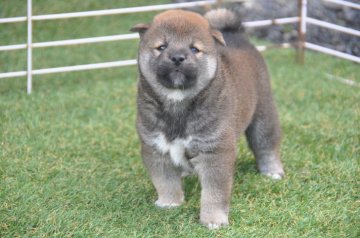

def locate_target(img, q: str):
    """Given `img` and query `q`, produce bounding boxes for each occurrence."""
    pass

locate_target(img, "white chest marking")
[166,90,186,101]
[153,134,192,168]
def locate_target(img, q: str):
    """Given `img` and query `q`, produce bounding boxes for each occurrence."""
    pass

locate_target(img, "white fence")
[0,0,359,94]
[298,0,360,64]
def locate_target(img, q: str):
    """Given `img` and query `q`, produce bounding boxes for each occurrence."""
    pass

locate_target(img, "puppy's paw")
[262,172,284,180]
[155,200,182,208]
[200,212,229,229]
[256,151,285,180]
[205,222,229,230]
[155,196,184,208]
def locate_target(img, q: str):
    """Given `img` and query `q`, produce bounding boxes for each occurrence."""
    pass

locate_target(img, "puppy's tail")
[205,8,253,49]
[204,8,244,33]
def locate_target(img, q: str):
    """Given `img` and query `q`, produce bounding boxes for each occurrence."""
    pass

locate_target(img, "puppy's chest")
[152,133,194,168]
[142,100,218,167]
[155,108,190,141]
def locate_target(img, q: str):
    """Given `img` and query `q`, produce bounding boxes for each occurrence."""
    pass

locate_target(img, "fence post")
[27,0,33,94]
[297,0,307,64]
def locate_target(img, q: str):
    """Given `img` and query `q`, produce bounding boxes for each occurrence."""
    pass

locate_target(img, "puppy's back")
[205,8,275,136]
[205,8,269,82]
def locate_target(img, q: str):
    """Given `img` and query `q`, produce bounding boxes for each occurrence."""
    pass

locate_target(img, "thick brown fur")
[131,9,284,229]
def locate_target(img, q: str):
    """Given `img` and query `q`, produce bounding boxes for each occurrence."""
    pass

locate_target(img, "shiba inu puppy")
[131,9,284,229]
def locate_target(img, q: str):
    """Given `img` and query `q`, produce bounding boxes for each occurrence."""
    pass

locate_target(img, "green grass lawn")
[1,1,359,237]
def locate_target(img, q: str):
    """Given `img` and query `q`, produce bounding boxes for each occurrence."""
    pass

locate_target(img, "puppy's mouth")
[156,67,197,90]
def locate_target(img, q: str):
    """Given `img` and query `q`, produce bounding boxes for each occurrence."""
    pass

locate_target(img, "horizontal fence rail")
[0,0,359,93]
[0,60,138,79]
[0,42,295,80]
[304,42,360,63]
[0,34,139,51]
[306,17,360,37]
[242,17,299,28]
[0,16,27,24]
[0,43,295,80]
[0,0,217,23]
[323,0,360,10]
[0,17,299,52]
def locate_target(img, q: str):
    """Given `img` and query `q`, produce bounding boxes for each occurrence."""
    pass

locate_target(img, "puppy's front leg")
[191,149,236,229]
[141,143,184,208]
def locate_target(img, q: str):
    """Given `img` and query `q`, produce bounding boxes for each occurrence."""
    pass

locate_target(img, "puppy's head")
[131,10,225,101]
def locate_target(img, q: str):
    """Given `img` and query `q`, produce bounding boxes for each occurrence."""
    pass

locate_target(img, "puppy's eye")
[190,46,200,54]
[157,44,167,52]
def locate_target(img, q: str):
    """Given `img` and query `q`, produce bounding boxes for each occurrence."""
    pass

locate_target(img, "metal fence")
[0,0,359,94]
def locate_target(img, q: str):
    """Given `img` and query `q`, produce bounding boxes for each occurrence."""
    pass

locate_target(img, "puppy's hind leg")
[245,106,285,179]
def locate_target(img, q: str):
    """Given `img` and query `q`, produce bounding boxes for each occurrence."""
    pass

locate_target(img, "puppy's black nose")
[170,54,186,65]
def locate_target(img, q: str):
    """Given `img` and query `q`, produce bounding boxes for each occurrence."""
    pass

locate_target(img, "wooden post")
[297,0,307,64]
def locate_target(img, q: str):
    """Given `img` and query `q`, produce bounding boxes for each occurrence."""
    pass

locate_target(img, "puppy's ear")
[130,23,150,38]
[211,30,226,46]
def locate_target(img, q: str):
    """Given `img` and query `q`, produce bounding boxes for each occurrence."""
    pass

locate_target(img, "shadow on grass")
[235,157,258,177]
